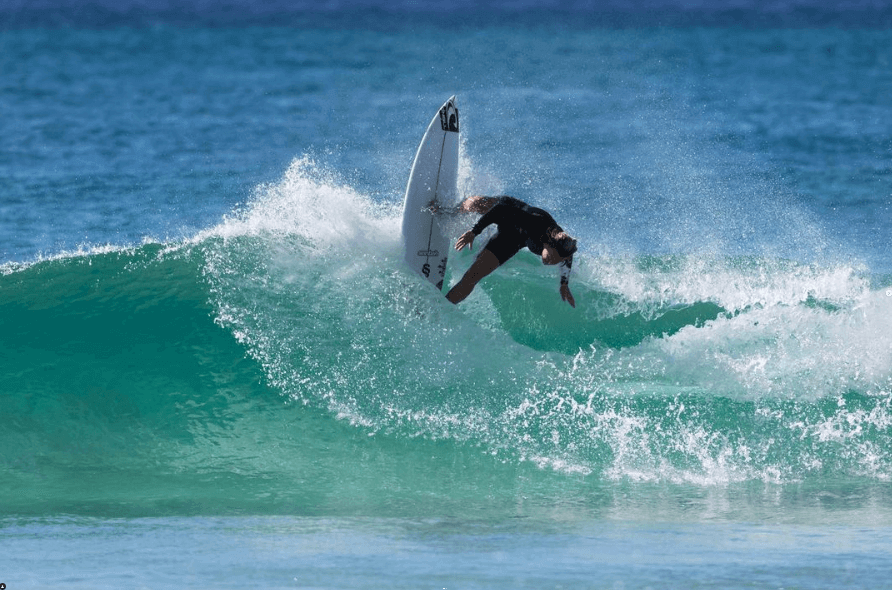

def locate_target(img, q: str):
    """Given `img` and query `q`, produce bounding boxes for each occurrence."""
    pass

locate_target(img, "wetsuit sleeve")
[559,255,573,285]
[471,197,510,235]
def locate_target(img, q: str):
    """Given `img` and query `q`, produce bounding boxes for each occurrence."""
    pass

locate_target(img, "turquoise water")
[3,2,892,588]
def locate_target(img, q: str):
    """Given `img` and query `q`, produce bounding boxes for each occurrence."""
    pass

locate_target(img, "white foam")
[653,287,892,399]
[195,156,400,251]
[0,240,154,275]
[594,255,869,316]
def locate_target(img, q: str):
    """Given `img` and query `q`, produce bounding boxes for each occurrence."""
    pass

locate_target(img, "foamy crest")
[199,155,400,250]
[595,255,869,316]
[655,287,892,399]
[0,241,156,275]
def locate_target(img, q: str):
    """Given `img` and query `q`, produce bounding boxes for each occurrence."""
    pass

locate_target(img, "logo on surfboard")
[422,256,448,281]
[439,102,459,133]
[417,249,440,257]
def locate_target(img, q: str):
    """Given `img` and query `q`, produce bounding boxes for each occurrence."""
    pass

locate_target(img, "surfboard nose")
[439,96,459,133]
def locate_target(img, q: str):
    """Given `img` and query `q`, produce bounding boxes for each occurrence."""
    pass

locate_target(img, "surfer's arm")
[453,197,507,251]
[460,196,502,215]
[429,196,501,216]
[559,255,573,283]
[427,200,461,215]
[559,256,575,307]
[470,198,510,235]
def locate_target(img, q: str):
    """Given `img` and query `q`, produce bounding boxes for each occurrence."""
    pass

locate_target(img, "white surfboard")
[401,96,460,291]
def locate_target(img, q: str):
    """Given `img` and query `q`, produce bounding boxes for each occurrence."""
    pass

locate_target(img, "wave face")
[3,157,891,517]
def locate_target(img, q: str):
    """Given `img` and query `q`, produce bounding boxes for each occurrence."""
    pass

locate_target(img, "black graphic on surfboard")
[439,101,459,133]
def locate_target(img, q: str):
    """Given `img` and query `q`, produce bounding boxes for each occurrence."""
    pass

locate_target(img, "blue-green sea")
[2,2,892,588]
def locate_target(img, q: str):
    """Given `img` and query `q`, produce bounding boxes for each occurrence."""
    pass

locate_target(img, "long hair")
[549,230,577,258]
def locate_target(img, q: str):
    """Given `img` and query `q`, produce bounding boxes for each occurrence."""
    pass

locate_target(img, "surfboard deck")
[401,96,460,292]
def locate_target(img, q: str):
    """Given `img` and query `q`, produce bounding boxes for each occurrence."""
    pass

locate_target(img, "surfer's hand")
[428,200,460,216]
[560,284,576,308]
[455,230,475,251]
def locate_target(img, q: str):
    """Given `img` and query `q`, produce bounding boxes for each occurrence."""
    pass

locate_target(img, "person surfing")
[438,195,577,307]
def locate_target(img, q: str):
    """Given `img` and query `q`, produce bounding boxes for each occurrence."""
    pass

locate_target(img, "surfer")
[441,195,577,307]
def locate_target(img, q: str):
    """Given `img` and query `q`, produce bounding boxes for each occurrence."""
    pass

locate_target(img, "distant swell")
[3,1,892,29]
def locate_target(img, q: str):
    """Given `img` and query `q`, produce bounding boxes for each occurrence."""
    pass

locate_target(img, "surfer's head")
[542,231,577,265]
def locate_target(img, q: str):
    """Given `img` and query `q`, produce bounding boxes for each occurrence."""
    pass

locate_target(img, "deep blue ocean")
[2,1,892,588]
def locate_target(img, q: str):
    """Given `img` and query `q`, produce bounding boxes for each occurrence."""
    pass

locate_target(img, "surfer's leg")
[445,248,501,304]
[447,227,523,304]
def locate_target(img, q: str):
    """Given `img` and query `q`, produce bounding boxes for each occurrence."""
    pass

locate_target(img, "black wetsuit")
[471,196,573,283]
